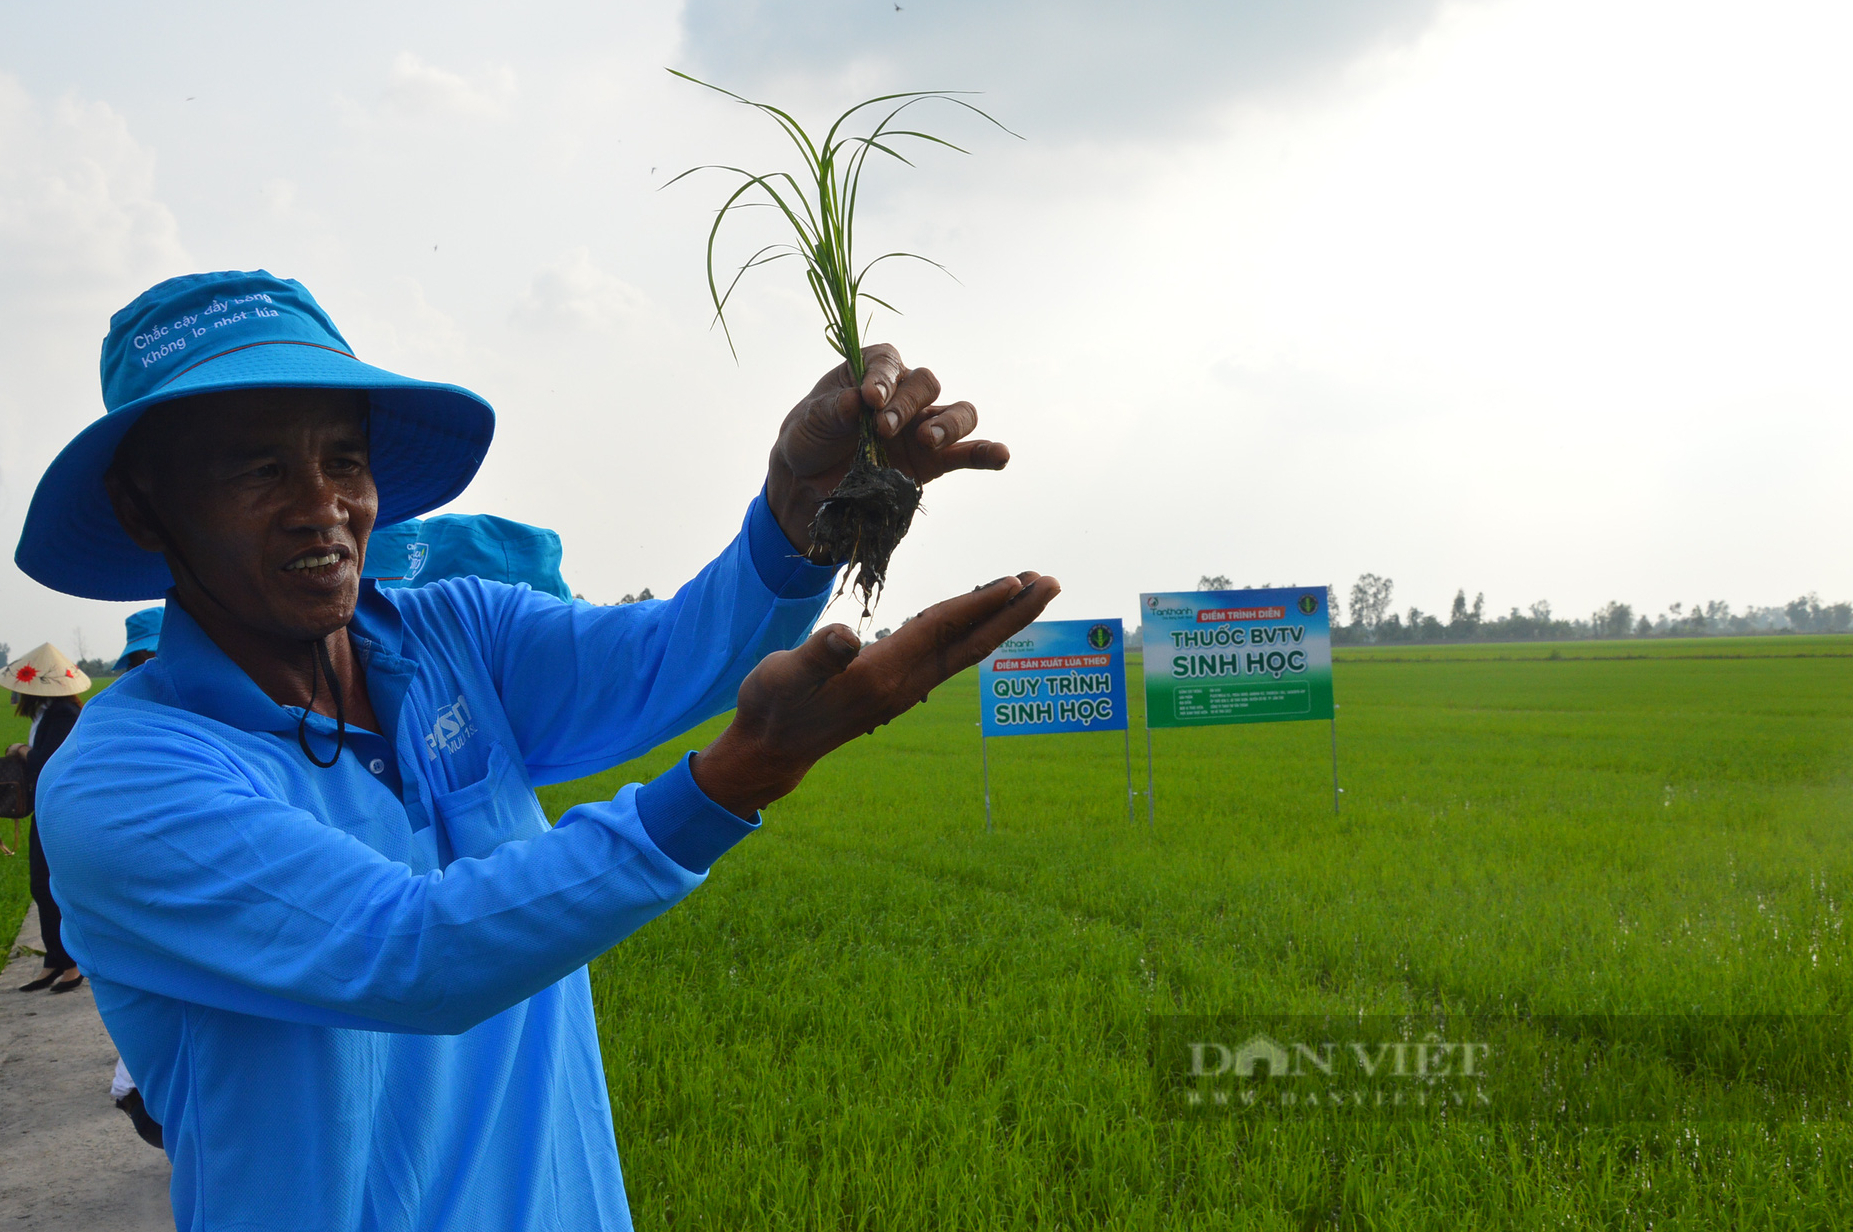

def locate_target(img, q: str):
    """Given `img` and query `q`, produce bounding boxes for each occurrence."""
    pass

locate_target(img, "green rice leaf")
[667,70,1015,381]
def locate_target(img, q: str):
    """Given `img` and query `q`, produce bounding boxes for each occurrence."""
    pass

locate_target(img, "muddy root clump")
[808,452,921,616]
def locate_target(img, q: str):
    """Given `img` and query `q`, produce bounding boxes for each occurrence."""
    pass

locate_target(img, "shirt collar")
[155,581,407,733]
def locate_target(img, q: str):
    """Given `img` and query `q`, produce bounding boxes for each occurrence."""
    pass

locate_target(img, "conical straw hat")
[3,643,90,697]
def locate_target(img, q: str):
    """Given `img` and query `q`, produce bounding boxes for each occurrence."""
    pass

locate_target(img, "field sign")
[1139,588,1334,729]
[976,618,1133,830]
[980,618,1128,737]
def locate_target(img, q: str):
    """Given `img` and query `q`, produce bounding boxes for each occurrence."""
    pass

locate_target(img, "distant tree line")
[1335,574,1853,645]
[568,587,656,606]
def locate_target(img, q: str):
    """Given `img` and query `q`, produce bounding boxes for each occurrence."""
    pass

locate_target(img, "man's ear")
[104,466,167,554]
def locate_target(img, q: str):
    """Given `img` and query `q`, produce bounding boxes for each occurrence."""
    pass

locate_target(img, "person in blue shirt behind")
[362,512,575,600]
[109,605,169,1149]
[16,270,1056,1232]
[114,605,164,672]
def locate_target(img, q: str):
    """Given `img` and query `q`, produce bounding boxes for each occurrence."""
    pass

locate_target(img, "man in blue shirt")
[16,271,1056,1230]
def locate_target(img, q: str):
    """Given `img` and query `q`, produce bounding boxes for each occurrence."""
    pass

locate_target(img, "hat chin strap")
[297,637,347,769]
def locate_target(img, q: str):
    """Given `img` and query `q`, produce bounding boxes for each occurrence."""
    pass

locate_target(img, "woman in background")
[102,606,167,1146]
[4,643,90,992]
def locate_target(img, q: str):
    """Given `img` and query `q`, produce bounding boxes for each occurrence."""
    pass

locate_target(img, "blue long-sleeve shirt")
[38,493,836,1231]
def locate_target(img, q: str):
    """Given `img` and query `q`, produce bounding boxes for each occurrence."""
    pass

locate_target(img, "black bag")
[0,753,30,820]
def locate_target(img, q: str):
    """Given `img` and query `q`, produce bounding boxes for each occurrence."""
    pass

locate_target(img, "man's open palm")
[693,572,1060,816]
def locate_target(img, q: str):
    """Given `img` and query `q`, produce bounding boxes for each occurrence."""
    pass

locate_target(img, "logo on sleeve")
[425,694,478,758]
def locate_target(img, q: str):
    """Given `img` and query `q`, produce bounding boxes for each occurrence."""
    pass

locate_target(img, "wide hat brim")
[15,342,495,602]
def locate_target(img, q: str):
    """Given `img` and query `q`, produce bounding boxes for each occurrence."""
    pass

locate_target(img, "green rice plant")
[547,645,1853,1229]
[666,71,1015,613]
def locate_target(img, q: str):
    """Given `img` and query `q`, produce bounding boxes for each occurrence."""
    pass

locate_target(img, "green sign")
[1139,588,1335,729]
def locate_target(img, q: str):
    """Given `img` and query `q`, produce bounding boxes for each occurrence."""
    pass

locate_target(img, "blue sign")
[979,619,1129,737]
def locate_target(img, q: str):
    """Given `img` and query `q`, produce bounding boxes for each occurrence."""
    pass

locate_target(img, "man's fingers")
[870,366,942,438]
[754,624,862,704]
[859,344,904,412]
[929,573,1060,678]
[955,574,1061,661]
[929,439,1011,474]
[913,400,977,449]
[798,624,862,679]
[884,574,1029,654]
[828,386,866,437]
[781,387,864,467]
[867,571,1058,688]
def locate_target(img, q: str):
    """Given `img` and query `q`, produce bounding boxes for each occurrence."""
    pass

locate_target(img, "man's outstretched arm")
[43,572,1057,1036]
[436,490,838,787]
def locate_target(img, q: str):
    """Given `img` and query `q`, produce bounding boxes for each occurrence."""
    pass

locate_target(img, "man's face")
[113,389,377,643]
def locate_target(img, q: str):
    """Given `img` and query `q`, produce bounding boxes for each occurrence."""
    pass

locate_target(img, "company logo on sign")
[425,694,478,758]
[1298,594,1319,615]
[1087,623,1114,650]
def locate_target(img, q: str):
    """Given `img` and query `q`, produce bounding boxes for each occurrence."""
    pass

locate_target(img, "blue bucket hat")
[14,270,496,601]
[112,606,164,671]
[363,514,573,601]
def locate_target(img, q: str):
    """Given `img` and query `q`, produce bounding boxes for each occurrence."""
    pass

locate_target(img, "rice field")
[540,636,1853,1230]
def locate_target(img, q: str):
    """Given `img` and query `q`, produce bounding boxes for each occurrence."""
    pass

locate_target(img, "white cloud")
[512,247,656,335]
[341,275,475,367]
[382,51,517,120]
[0,72,190,653]
[677,0,1461,139]
[0,74,188,307]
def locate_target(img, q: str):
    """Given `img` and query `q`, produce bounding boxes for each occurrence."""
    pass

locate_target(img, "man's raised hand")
[692,572,1059,817]
[765,343,1010,552]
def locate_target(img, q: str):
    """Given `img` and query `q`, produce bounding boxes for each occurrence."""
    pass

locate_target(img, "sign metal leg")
[1144,725,1155,827]
[1123,724,1135,823]
[982,733,993,832]
[1330,716,1340,815]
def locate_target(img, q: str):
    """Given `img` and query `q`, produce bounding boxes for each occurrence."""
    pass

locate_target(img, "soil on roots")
[808,453,921,616]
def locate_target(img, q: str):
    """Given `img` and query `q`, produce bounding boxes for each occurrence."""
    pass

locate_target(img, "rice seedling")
[666,71,1015,613]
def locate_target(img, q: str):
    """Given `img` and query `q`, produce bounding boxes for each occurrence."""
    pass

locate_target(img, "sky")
[2,0,1849,662]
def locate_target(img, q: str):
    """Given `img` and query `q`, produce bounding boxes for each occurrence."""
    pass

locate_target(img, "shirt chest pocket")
[429,743,551,865]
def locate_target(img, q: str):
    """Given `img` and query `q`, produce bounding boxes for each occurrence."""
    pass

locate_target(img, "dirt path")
[1,903,172,1230]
